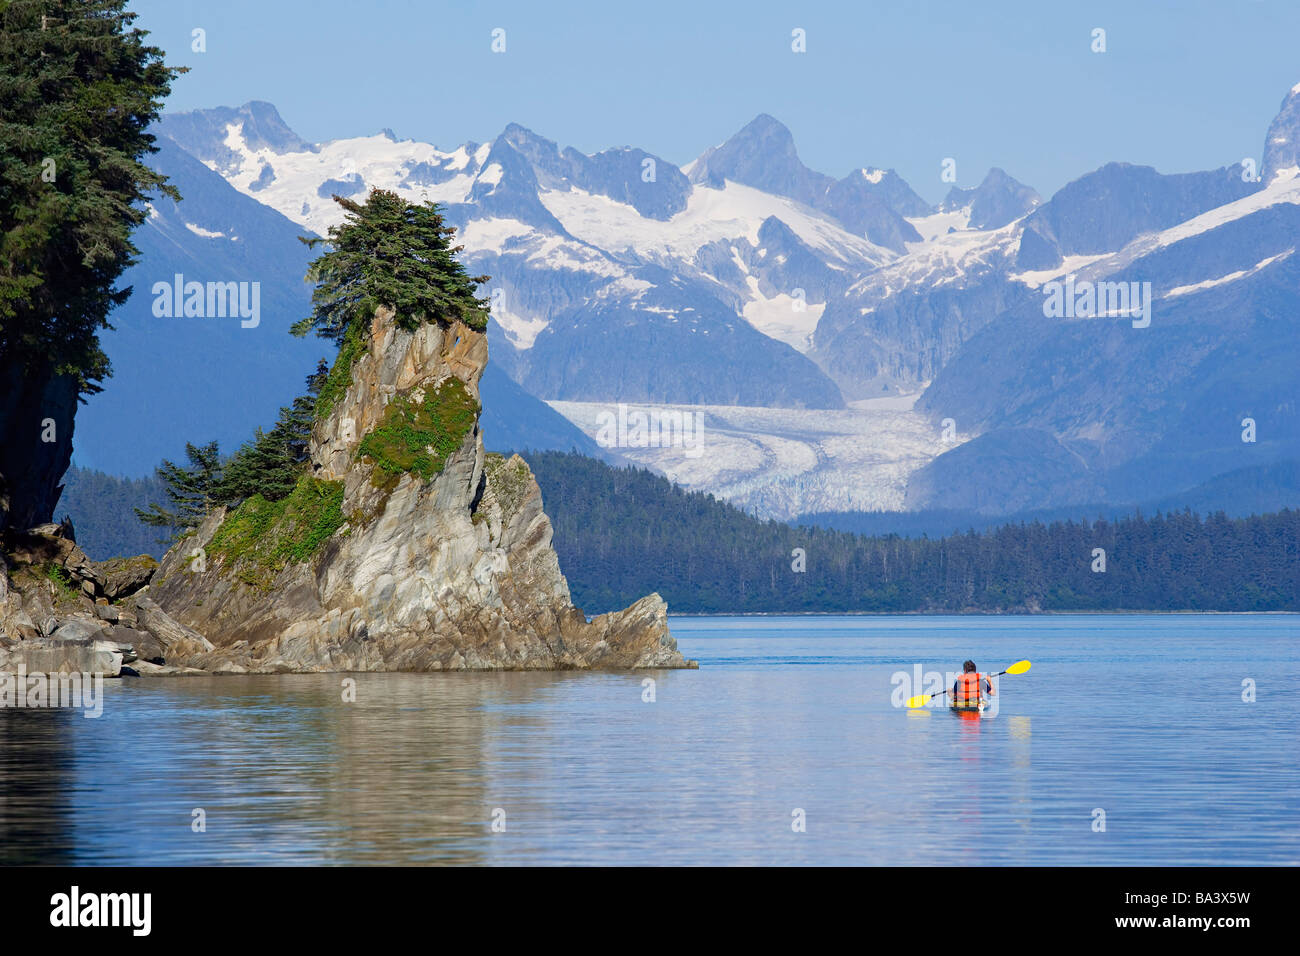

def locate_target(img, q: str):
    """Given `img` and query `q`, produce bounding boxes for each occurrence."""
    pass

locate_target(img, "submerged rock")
[148,308,693,672]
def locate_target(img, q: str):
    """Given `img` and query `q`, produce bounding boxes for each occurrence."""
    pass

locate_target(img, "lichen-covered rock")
[149,308,694,672]
[92,554,158,601]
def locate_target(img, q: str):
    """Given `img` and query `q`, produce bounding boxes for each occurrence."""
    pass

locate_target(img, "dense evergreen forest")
[61,465,167,560]
[523,451,1300,614]
[59,451,1299,614]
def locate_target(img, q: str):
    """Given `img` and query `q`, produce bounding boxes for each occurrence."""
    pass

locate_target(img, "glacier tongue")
[548,396,959,521]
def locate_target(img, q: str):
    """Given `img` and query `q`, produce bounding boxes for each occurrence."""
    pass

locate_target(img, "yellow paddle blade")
[905,693,932,708]
[1005,659,1032,675]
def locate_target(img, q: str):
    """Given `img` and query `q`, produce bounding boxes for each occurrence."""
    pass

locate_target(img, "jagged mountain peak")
[686,114,930,247]
[222,100,312,152]
[836,166,934,221]
[726,113,798,147]
[499,121,560,153]
[1263,81,1300,184]
[486,123,690,221]
[697,113,798,167]
[965,167,1041,229]
[941,183,976,211]
[1014,159,1260,268]
[944,165,1037,199]
[159,101,316,169]
[688,113,821,199]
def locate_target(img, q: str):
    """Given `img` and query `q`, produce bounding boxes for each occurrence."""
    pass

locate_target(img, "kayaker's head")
[963,660,977,673]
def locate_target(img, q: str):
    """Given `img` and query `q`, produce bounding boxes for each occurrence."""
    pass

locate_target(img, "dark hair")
[963,660,976,673]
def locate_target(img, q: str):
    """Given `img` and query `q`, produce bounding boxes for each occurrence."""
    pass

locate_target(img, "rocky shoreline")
[0,523,212,677]
[1,309,695,675]
[1,507,694,677]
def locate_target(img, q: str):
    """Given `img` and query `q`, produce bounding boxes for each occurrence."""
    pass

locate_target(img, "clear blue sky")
[130,0,1300,203]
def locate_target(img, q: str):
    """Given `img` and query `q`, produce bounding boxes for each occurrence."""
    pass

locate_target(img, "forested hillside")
[525,451,1300,613]
[61,465,167,560]
[57,451,1299,614]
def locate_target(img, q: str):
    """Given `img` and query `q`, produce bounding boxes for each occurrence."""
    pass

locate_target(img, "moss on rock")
[358,376,479,481]
[313,318,368,421]
[209,475,345,589]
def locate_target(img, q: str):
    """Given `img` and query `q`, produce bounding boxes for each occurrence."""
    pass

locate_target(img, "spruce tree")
[0,0,183,393]
[134,441,223,535]
[216,360,328,505]
[292,189,490,345]
[0,0,182,530]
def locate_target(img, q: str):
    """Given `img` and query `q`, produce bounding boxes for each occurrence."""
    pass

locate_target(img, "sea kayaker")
[952,660,995,706]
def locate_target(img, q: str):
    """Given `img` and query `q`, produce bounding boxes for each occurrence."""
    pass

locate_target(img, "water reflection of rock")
[143,675,496,863]
[1,671,657,864]
[285,672,620,864]
[321,673,500,864]
[120,673,607,864]
[0,709,76,864]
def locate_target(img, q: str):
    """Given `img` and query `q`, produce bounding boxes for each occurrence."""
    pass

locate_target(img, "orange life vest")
[954,671,985,704]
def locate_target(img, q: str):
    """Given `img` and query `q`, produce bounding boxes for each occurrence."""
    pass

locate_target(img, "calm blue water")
[1,614,1296,865]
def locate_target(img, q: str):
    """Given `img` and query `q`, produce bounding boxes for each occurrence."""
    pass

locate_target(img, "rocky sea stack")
[140,306,693,672]
[0,306,692,675]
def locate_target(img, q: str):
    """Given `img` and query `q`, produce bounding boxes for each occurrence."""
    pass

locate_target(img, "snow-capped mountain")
[687,113,932,252]
[85,85,1300,521]
[1263,82,1300,184]
[160,104,909,408]
[73,127,599,476]
[914,170,1300,513]
[73,135,323,477]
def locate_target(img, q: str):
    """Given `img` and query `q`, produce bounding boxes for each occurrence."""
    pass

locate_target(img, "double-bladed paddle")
[904,659,1032,708]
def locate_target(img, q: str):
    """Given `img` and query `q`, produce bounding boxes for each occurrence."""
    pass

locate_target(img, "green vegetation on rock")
[358,377,479,481]
[45,564,80,604]
[313,318,367,421]
[208,475,344,588]
[137,363,328,543]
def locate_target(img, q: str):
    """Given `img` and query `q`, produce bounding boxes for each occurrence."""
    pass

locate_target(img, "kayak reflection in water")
[951,660,995,712]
